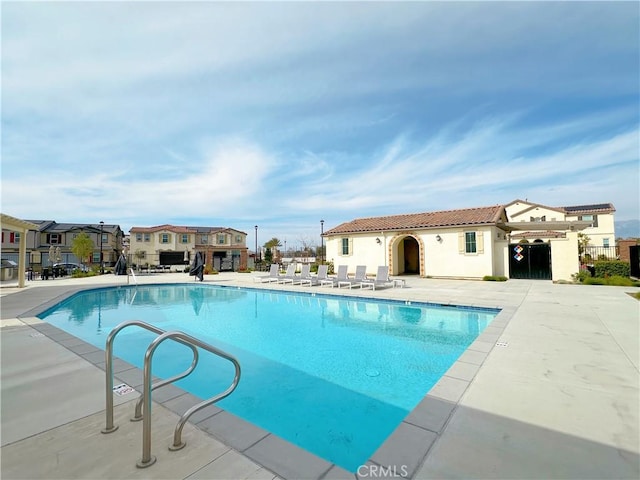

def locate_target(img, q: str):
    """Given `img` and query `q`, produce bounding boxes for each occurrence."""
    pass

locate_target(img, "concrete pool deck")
[1,272,638,479]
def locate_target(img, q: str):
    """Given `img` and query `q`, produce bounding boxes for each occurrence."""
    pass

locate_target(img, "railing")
[101,320,241,468]
[127,267,138,285]
[582,245,620,262]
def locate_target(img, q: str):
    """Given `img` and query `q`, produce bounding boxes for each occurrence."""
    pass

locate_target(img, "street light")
[99,221,104,274]
[320,219,324,264]
[254,225,258,267]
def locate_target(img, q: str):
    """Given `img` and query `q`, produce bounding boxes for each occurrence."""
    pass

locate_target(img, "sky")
[2,1,639,250]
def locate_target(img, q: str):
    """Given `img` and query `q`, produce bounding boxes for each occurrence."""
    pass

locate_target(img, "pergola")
[1,213,38,288]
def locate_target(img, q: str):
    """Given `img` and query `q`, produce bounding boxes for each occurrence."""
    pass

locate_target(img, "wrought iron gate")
[509,243,552,280]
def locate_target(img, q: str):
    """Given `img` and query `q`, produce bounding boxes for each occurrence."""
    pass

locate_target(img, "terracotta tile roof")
[561,203,616,214]
[130,224,195,234]
[324,205,505,235]
[129,224,247,235]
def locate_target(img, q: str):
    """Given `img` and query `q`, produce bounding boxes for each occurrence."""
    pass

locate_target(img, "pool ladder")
[101,320,241,468]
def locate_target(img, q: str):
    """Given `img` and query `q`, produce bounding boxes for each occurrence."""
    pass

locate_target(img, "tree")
[134,249,146,271]
[577,232,591,262]
[298,235,315,261]
[264,237,282,249]
[71,233,94,266]
[263,237,282,264]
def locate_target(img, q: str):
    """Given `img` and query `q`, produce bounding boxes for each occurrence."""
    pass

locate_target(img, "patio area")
[1,272,638,479]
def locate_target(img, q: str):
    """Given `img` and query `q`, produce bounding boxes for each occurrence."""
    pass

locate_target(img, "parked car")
[53,262,89,274]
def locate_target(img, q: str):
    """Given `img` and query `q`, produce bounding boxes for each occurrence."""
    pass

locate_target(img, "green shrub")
[583,276,640,287]
[572,270,591,283]
[483,275,507,282]
[594,260,630,278]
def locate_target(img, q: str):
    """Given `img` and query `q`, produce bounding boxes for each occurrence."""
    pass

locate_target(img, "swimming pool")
[38,284,499,472]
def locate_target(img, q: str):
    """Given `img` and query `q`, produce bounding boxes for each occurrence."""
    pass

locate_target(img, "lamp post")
[320,219,324,264]
[254,225,258,267]
[99,221,104,274]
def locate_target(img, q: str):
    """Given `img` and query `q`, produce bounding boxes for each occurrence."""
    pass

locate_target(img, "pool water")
[38,284,498,472]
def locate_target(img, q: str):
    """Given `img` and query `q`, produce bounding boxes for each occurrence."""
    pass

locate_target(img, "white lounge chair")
[253,264,280,283]
[338,265,368,289]
[292,264,311,285]
[277,264,297,284]
[300,264,329,286]
[320,264,348,287]
[360,266,395,290]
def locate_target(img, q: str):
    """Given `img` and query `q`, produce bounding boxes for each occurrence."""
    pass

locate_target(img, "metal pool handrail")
[137,330,241,468]
[101,320,199,434]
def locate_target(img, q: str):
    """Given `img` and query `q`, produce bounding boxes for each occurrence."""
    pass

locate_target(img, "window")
[160,234,170,244]
[530,216,546,222]
[92,252,100,263]
[235,235,242,244]
[144,233,150,242]
[181,234,189,243]
[341,238,350,255]
[136,233,142,241]
[579,215,598,227]
[200,235,208,244]
[5,232,20,243]
[465,232,477,253]
[218,234,226,244]
[603,238,610,248]
[101,233,108,243]
[47,233,61,244]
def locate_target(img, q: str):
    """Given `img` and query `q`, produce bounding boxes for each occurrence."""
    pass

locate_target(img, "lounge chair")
[320,264,348,287]
[360,266,395,290]
[292,264,311,285]
[338,265,368,289]
[300,264,329,286]
[253,264,280,283]
[277,264,297,284]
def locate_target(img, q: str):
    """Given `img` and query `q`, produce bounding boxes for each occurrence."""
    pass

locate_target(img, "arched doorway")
[391,235,422,275]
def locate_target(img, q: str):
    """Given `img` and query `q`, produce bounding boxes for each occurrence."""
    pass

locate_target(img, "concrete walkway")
[1,272,638,479]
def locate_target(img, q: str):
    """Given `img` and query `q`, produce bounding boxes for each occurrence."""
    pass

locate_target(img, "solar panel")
[564,203,611,212]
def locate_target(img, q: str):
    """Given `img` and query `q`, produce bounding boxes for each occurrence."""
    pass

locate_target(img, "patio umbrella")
[49,245,55,265]
[114,253,127,275]
[55,246,62,263]
[189,251,204,281]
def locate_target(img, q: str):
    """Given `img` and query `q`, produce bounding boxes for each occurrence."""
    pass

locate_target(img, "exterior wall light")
[435,235,442,242]
[376,237,381,244]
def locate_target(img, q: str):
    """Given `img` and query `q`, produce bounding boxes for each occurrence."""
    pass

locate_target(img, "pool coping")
[18,283,515,479]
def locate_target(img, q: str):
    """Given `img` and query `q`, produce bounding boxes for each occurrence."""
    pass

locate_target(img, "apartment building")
[129,224,248,272]
[1,220,124,270]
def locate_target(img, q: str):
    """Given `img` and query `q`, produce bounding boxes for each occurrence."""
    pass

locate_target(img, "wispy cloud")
[1,1,638,244]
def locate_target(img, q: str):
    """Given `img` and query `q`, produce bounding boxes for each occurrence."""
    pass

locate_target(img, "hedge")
[593,260,630,278]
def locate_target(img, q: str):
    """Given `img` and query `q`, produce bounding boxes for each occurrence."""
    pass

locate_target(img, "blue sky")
[2,2,638,249]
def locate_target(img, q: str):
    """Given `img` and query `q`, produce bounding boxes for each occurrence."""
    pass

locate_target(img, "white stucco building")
[323,200,615,282]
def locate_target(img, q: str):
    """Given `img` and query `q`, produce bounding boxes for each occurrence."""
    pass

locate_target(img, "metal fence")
[582,246,620,262]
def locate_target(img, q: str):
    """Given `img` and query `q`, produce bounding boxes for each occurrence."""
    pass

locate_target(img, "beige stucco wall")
[507,202,565,222]
[326,226,502,279]
[565,213,616,247]
[549,232,580,282]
